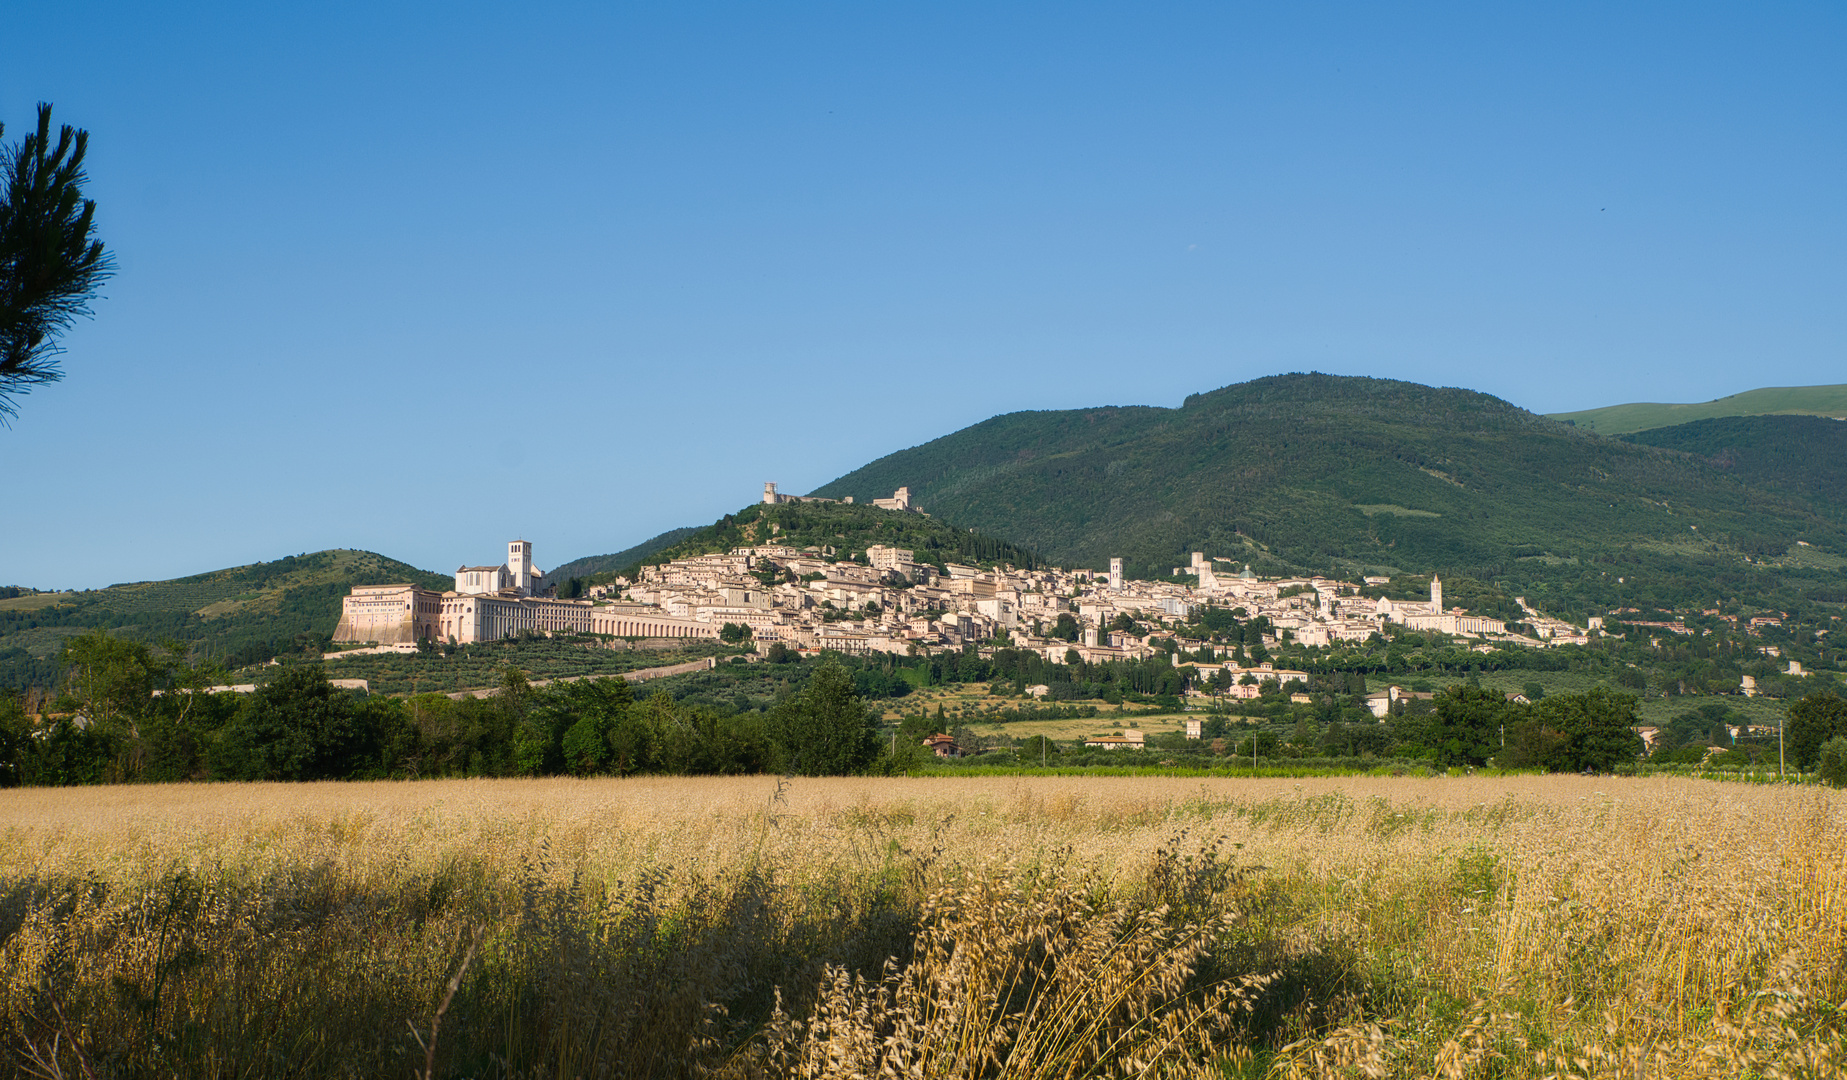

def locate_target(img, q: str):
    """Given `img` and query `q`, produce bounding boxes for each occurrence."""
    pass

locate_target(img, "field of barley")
[0,774,1841,1078]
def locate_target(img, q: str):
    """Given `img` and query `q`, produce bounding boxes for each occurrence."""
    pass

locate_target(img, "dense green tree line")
[8,627,1843,784]
[0,631,888,784]
[1382,684,1645,770]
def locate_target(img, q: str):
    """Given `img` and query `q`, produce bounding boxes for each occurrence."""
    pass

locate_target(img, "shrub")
[1787,691,1847,769]
[1818,736,1847,788]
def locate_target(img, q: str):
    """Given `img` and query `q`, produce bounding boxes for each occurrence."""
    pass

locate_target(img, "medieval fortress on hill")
[334,486,1599,677]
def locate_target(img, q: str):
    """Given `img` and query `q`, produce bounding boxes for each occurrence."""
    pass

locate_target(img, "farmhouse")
[922,733,960,757]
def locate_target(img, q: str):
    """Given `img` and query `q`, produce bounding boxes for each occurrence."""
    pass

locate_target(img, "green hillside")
[1624,415,1847,519]
[549,526,702,584]
[1547,384,1847,435]
[598,499,1042,583]
[810,373,1847,616]
[0,550,448,690]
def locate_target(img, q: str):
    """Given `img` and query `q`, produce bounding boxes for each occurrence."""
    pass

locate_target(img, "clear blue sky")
[5,2,1842,589]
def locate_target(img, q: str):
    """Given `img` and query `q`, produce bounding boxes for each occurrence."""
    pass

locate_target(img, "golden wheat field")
[0,774,1841,1078]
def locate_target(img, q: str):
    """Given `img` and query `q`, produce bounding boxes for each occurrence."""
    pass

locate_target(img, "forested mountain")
[1548,383,1847,435]
[811,373,1847,616]
[1623,415,1847,520]
[0,550,447,690]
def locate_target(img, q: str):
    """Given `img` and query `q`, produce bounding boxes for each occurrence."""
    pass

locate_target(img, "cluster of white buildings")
[333,493,1599,676]
[615,542,1066,656]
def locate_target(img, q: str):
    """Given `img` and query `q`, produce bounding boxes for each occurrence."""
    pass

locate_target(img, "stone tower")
[1430,574,1443,613]
[1109,557,1123,592]
[509,540,534,596]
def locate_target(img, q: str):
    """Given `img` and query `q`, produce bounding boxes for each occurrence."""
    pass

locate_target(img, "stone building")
[872,486,918,512]
[336,541,717,646]
[865,545,916,572]
[762,482,921,513]
[762,482,851,506]
[434,594,716,644]
[332,584,442,645]
[455,540,546,597]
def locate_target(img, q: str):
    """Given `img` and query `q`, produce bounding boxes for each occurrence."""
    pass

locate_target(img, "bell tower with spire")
[1430,574,1443,613]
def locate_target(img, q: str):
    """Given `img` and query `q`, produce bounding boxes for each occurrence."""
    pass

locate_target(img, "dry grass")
[0,774,1842,1077]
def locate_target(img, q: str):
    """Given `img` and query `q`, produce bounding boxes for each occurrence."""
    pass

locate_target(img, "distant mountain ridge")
[810,373,1846,613]
[1547,383,1847,435]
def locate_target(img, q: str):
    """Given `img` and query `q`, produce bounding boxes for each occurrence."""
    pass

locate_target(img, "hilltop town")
[334,485,1609,696]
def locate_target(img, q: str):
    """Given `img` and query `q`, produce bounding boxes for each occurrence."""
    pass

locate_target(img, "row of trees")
[11,629,1847,784]
[1383,684,1645,770]
[0,632,884,784]
[987,685,1647,771]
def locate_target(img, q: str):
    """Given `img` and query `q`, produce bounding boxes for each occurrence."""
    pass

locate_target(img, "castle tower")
[763,482,780,505]
[1430,574,1443,613]
[1109,557,1123,592]
[509,540,534,596]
